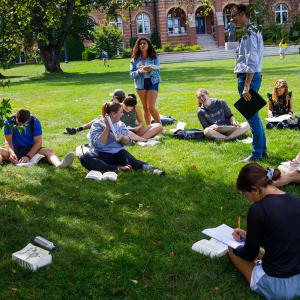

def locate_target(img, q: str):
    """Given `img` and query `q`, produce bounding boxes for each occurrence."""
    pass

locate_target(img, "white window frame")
[109,15,123,32]
[167,8,186,35]
[136,13,150,34]
[275,3,288,24]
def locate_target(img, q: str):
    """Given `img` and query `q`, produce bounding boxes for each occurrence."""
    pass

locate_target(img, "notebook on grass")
[234,89,267,120]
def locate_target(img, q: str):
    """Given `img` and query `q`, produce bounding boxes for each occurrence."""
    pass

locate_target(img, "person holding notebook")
[231,4,266,162]
[196,88,249,140]
[228,163,300,300]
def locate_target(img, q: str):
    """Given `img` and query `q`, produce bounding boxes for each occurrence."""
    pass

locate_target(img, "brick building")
[91,0,300,48]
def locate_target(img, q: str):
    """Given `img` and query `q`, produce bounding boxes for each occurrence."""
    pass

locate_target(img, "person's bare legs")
[228,248,256,284]
[273,168,300,187]
[128,131,147,142]
[137,123,163,139]
[204,128,228,140]
[147,90,161,124]
[137,90,151,125]
[226,122,250,140]
[38,148,74,168]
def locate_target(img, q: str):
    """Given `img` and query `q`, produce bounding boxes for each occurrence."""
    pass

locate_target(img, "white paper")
[15,153,45,167]
[202,224,244,249]
[266,114,291,123]
[192,238,228,258]
[137,140,161,147]
[106,115,118,140]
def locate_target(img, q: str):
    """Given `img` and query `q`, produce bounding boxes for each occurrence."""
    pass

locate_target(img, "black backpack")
[173,129,204,140]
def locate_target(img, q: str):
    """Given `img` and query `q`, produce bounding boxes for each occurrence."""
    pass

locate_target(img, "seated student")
[80,101,164,175]
[121,94,163,142]
[0,109,74,167]
[65,89,126,135]
[273,150,300,186]
[266,79,293,129]
[196,88,249,140]
[228,163,300,300]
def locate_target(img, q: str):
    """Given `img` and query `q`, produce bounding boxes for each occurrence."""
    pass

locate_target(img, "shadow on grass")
[0,164,264,299]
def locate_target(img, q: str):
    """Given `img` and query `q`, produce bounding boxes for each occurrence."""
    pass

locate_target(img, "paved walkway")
[158,45,300,64]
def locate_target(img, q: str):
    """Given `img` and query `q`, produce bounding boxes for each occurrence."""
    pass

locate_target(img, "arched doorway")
[195,6,214,34]
[167,7,187,34]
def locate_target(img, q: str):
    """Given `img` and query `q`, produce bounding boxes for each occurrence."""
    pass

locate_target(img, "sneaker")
[240,155,259,163]
[153,169,165,176]
[58,152,75,168]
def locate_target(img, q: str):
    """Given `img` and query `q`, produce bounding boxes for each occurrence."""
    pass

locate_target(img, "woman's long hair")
[236,163,281,192]
[272,79,289,103]
[102,101,122,118]
[131,37,157,60]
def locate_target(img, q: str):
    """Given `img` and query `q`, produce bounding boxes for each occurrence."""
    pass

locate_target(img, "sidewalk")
[158,45,300,64]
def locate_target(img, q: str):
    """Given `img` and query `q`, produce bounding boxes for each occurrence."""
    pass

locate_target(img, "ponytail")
[237,163,281,192]
[102,101,122,118]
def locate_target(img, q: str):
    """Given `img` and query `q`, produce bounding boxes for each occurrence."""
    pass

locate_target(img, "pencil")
[238,216,241,229]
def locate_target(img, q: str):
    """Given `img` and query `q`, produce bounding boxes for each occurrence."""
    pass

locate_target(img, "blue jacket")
[130,56,161,89]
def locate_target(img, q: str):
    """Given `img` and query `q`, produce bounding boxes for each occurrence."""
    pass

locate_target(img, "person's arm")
[221,101,235,123]
[288,94,293,115]
[197,110,210,129]
[99,118,111,143]
[117,123,130,145]
[148,57,160,77]
[134,106,144,129]
[268,99,274,118]
[19,135,42,163]
[233,204,264,261]
[130,59,141,79]
[4,134,17,164]
[229,116,239,126]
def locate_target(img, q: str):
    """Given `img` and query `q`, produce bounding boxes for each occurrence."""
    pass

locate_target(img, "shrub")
[173,44,185,52]
[263,22,289,43]
[290,16,300,42]
[150,32,161,49]
[93,24,123,58]
[185,45,201,51]
[162,44,173,52]
[122,48,132,58]
[82,48,97,61]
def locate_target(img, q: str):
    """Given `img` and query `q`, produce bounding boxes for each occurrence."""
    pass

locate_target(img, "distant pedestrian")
[279,39,288,59]
[101,50,109,67]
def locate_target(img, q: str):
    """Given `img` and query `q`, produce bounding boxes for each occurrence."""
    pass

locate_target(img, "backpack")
[173,129,204,140]
[159,116,177,125]
[7,114,35,134]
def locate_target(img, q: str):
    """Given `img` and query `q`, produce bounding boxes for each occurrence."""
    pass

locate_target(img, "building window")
[168,8,187,34]
[275,4,288,24]
[136,13,150,34]
[109,15,123,31]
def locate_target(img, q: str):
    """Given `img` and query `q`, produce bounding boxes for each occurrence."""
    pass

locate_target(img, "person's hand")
[142,65,152,72]
[9,152,18,164]
[104,116,110,128]
[268,112,273,118]
[117,164,133,172]
[232,228,246,242]
[232,120,240,127]
[289,111,293,116]
[116,134,124,142]
[290,159,299,168]
[138,64,145,73]
[18,156,30,163]
[209,124,219,131]
[256,247,265,260]
[242,86,252,101]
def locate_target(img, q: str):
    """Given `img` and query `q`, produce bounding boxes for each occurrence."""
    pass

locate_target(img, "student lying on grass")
[79,101,164,175]
[196,88,249,140]
[0,109,74,167]
[64,93,162,142]
[273,150,300,186]
[228,163,300,300]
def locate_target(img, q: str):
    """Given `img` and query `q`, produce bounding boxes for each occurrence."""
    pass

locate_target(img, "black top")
[267,91,292,116]
[234,193,300,278]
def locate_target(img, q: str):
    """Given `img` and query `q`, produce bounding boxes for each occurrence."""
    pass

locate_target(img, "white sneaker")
[58,152,75,168]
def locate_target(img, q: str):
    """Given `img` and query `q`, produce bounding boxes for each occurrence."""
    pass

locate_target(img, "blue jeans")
[237,72,266,159]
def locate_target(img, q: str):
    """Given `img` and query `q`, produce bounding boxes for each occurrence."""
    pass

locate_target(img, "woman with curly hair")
[266,79,293,129]
[130,37,161,125]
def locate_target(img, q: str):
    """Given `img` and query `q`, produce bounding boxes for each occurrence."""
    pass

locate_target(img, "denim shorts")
[251,262,300,300]
[138,78,159,91]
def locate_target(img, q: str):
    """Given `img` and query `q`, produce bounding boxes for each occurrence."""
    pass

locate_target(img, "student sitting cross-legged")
[79,101,164,175]
[196,88,249,140]
[228,163,300,300]
[273,150,300,186]
[0,109,75,167]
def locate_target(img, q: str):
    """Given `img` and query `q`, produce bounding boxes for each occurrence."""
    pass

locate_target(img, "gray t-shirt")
[197,99,233,129]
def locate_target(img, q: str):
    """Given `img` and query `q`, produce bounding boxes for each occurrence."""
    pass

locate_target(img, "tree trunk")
[39,44,63,73]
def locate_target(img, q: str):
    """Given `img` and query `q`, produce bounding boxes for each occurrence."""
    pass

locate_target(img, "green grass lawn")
[0,56,300,299]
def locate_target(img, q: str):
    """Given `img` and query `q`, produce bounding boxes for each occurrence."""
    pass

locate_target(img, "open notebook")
[202,224,244,249]
[15,153,45,167]
[266,114,291,123]
[192,238,228,258]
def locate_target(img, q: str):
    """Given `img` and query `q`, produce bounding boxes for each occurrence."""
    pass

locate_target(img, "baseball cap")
[109,89,125,98]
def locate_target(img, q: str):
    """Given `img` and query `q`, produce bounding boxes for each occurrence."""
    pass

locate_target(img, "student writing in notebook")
[228,163,300,300]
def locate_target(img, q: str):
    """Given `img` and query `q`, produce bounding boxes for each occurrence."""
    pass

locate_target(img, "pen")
[237,216,241,229]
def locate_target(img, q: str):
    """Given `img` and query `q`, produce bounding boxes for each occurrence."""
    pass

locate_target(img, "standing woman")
[228,163,300,300]
[130,37,161,125]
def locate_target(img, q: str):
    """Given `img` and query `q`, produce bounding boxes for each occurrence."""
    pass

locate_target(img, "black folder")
[234,89,267,120]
